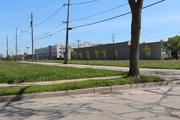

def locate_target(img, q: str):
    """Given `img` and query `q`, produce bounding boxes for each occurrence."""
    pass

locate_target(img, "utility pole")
[112,34,115,44]
[26,47,29,54]
[6,36,8,61]
[16,28,17,60]
[76,40,81,53]
[31,13,34,62]
[64,0,70,64]
[76,40,81,49]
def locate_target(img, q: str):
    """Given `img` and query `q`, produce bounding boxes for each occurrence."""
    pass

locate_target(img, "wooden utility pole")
[31,13,34,62]
[16,28,17,60]
[64,0,70,64]
[6,36,8,61]
[76,40,81,53]
[112,34,115,44]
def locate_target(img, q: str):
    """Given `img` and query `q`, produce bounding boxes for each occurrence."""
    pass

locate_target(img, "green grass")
[0,75,165,96]
[36,60,180,69]
[0,62,126,84]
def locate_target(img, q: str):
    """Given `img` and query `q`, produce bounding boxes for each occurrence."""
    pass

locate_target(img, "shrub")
[93,50,99,60]
[101,50,106,59]
[85,51,90,60]
[78,53,83,60]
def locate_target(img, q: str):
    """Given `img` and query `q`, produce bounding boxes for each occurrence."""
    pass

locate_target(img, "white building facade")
[35,44,72,60]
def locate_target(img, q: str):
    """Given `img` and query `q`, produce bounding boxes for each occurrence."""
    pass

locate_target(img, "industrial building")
[72,41,168,60]
[35,44,72,60]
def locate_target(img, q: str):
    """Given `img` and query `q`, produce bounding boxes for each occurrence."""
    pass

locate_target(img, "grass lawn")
[36,60,180,69]
[0,62,126,84]
[0,75,165,96]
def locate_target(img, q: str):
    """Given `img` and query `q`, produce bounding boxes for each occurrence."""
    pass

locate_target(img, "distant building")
[0,54,5,61]
[72,41,168,60]
[35,44,72,60]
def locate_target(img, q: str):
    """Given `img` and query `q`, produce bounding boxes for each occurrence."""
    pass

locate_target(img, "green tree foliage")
[93,50,99,60]
[100,50,106,59]
[72,51,77,59]
[142,45,151,59]
[78,53,82,60]
[162,35,180,60]
[85,51,90,60]
[6,55,11,61]
[114,49,118,60]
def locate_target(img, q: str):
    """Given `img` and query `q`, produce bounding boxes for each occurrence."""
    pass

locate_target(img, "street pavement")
[0,84,180,120]
[24,62,180,81]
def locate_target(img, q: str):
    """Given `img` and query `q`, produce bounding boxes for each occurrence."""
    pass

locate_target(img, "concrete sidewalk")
[22,61,180,81]
[0,76,122,88]
[0,82,179,120]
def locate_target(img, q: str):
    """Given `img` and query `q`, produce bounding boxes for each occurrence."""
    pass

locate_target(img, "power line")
[70,3,128,22]
[34,5,64,26]
[34,28,66,41]
[72,0,165,29]
[33,0,54,13]
[34,22,64,39]
[70,0,98,5]
[18,16,30,29]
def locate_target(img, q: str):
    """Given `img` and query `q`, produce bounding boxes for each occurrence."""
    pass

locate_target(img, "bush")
[78,53,82,60]
[93,50,99,60]
[114,49,118,60]
[85,51,90,60]
[101,50,106,59]
[72,51,77,59]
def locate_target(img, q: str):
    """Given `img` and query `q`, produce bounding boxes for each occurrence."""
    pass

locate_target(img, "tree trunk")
[128,0,143,78]
[175,52,178,60]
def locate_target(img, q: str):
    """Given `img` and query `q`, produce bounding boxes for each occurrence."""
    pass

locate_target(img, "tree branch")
[128,0,135,10]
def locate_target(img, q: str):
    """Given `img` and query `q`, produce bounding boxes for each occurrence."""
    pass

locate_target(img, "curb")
[0,81,176,103]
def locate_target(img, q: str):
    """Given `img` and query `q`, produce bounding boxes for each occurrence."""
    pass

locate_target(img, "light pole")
[26,47,29,54]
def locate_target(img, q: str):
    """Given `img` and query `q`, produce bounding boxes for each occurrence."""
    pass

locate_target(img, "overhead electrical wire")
[34,28,66,41]
[72,0,165,29]
[34,5,64,26]
[70,0,98,5]
[70,2,128,22]
[33,0,54,13]
[21,0,165,43]
[34,22,64,39]
[18,16,30,30]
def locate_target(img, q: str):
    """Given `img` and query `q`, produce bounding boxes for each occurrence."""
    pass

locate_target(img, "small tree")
[72,51,77,59]
[114,49,118,60]
[85,51,90,60]
[162,35,180,60]
[100,50,106,60]
[142,45,151,59]
[6,55,11,61]
[93,50,99,60]
[78,53,82,60]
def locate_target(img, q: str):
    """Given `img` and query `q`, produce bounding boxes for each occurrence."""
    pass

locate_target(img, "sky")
[0,0,180,57]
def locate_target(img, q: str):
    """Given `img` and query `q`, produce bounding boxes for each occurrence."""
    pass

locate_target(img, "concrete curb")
[0,81,176,103]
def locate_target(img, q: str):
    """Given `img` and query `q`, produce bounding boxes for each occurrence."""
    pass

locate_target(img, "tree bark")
[128,0,143,78]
